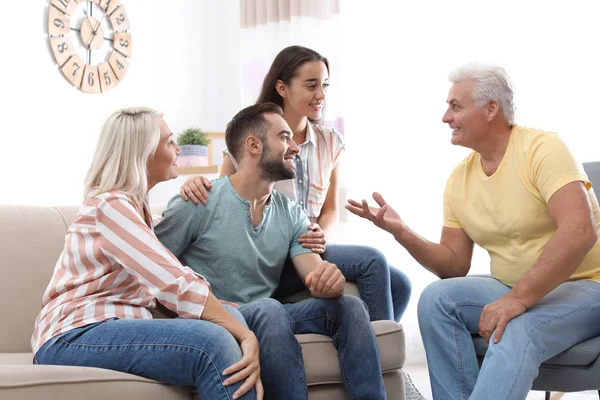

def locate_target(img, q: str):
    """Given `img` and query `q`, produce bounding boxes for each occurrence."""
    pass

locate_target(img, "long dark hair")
[256,45,329,109]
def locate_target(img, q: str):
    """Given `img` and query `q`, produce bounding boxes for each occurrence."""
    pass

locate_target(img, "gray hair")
[448,63,515,125]
[84,107,163,207]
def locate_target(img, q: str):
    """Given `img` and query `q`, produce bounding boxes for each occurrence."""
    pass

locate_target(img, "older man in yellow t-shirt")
[346,63,600,400]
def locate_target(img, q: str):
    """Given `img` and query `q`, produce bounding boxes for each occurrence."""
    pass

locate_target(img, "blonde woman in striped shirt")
[32,107,263,400]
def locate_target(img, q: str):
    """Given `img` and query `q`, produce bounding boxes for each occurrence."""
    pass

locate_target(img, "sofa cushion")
[0,320,404,392]
[0,354,192,400]
[300,320,405,384]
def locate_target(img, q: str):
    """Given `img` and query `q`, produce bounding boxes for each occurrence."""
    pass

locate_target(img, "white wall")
[338,0,600,364]
[5,0,600,368]
[1,0,240,206]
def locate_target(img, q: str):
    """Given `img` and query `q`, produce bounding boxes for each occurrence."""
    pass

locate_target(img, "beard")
[259,142,296,182]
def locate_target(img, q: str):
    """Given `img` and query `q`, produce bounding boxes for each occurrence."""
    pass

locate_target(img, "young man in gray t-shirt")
[155,103,385,399]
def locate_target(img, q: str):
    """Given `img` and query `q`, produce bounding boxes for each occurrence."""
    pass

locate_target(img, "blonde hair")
[84,107,163,207]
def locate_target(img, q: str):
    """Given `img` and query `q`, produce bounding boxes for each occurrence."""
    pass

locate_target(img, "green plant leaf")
[177,127,210,146]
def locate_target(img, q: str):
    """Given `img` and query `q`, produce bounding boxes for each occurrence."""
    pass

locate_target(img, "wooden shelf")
[176,132,224,176]
[176,165,219,175]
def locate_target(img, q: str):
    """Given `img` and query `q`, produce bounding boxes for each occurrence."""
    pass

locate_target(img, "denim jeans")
[272,244,412,321]
[34,306,256,400]
[239,296,386,400]
[417,277,600,400]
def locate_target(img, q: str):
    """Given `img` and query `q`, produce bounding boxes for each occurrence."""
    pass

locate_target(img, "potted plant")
[177,127,210,167]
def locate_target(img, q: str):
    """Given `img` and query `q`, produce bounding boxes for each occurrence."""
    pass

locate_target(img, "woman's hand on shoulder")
[298,223,327,254]
[180,175,212,205]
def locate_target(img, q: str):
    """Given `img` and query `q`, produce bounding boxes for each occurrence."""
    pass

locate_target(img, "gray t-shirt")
[154,176,312,305]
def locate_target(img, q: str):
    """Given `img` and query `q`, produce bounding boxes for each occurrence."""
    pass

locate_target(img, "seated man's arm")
[511,181,597,306]
[154,195,202,258]
[287,201,345,298]
[292,252,345,298]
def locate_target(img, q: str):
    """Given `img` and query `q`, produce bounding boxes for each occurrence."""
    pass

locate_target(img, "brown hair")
[256,45,329,108]
[225,102,284,161]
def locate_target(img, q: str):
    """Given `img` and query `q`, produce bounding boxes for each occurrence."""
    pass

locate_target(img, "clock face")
[47,0,131,94]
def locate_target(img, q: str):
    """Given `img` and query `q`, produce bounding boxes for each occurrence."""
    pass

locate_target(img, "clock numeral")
[109,6,130,31]
[99,62,118,93]
[104,71,112,86]
[60,54,85,89]
[91,0,110,10]
[108,50,128,82]
[53,18,65,29]
[72,62,80,77]
[50,36,73,67]
[106,1,120,15]
[51,0,77,16]
[114,32,132,57]
[115,13,126,25]
[48,5,70,35]
[81,65,101,94]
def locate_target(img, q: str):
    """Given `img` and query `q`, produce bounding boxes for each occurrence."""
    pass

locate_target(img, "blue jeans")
[418,277,600,400]
[239,296,386,400]
[272,244,412,322]
[34,306,256,400]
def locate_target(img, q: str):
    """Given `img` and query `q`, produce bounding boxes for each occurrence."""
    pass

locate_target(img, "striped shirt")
[31,191,210,354]
[226,122,345,221]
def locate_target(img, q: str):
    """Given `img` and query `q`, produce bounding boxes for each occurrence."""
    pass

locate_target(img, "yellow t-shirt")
[443,125,600,286]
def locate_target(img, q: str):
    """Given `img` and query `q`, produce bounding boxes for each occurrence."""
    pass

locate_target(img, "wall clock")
[47,0,132,93]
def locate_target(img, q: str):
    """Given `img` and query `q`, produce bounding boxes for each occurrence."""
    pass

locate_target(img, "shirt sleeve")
[222,147,239,170]
[154,195,202,259]
[331,127,345,170]
[288,202,313,259]
[96,193,209,319]
[529,133,591,203]
[443,173,462,228]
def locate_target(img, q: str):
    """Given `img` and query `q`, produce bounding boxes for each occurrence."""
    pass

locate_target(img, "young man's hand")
[305,261,345,298]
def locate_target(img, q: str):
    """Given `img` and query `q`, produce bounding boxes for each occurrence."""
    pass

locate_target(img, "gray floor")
[404,363,598,400]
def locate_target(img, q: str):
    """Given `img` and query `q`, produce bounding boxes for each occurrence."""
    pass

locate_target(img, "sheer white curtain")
[239,0,344,132]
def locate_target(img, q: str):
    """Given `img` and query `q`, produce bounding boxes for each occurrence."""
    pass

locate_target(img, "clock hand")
[91,0,112,35]
[86,31,95,48]
[85,0,113,48]
[85,0,112,48]
[82,8,95,32]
